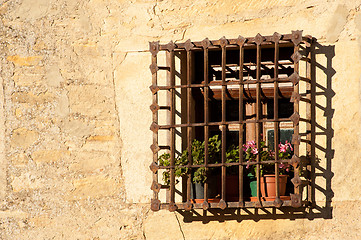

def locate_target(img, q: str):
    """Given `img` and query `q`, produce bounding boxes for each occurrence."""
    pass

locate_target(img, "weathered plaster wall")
[0,0,361,239]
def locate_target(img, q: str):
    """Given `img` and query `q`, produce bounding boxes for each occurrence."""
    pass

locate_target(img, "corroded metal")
[291,175,302,188]
[150,122,159,133]
[254,33,264,45]
[291,30,303,46]
[289,72,300,85]
[150,31,311,211]
[290,154,301,166]
[292,134,301,145]
[255,201,262,208]
[168,203,178,212]
[272,32,282,43]
[151,199,161,211]
[166,40,176,52]
[201,38,211,49]
[290,112,300,125]
[149,85,160,94]
[184,201,192,211]
[149,63,158,75]
[290,193,302,208]
[149,41,160,56]
[150,103,160,113]
[150,143,160,154]
[151,180,162,193]
[274,197,283,208]
[219,36,228,48]
[149,161,159,173]
[184,39,193,51]
[290,92,301,103]
[202,201,209,210]
[291,51,302,63]
[236,35,246,46]
[218,199,227,210]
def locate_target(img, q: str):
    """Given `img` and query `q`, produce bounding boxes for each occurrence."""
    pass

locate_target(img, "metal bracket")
[149,41,160,56]
[202,38,211,49]
[290,193,302,208]
[290,92,301,103]
[151,199,161,211]
[254,33,264,45]
[218,199,227,210]
[149,63,158,75]
[184,201,193,211]
[184,39,194,52]
[291,30,303,46]
[149,85,160,94]
[219,36,228,48]
[149,161,159,173]
[202,201,209,210]
[166,40,175,52]
[291,51,302,63]
[151,181,162,193]
[290,154,301,166]
[272,32,282,43]
[289,72,300,85]
[291,175,302,188]
[274,197,283,208]
[150,103,160,113]
[236,35,246,47]
[169,202,178,212]
[150,143,160,154]
[150,122,160,133]
[290,112,300,126]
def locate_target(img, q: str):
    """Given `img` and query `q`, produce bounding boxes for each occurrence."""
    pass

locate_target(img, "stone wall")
[0,0,361,239]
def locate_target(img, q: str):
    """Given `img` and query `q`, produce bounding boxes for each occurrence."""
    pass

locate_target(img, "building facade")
[0,0,360,239]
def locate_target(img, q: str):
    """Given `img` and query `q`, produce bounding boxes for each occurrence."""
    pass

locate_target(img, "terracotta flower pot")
[260,175,288,197]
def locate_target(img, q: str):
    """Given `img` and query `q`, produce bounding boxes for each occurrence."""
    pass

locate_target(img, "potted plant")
[158,135,222,203]
[244,140,293,201]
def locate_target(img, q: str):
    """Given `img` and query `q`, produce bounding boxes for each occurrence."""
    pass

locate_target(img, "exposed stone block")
[10,128,39,149]
[31,150,70,164]
[7,55,43,66]
[69,175,121,199]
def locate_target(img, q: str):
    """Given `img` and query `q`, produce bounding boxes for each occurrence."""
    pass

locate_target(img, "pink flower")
[285,140,293,151]
[251,148,258,155]
[279,143,287,153]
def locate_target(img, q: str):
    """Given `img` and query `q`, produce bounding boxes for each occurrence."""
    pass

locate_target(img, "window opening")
[149,31,314,211]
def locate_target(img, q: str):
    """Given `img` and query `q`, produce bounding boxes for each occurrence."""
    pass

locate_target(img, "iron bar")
[186,49,193,206]
[273,33,281,205]
[221,41,227,201]
[238,39,245,205]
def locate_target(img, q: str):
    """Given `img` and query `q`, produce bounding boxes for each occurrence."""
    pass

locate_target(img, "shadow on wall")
[176,41,336,223]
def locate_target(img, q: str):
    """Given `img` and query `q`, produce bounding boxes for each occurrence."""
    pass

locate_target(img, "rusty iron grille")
[149,31,314,211]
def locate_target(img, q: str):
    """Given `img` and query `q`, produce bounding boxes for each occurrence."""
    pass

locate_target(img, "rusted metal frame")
[157,77,303,90]
[255,36,262,207]
[158,199,307,210]
[158,118,294,129]
[150,42,161,212]
[159,158,293,169]
[305,40,313,205]
[186,49,193,208]
[238,42,245,206]
[203,45,210,209]
[273,35,282,207]
[168,47,177,211]
[221,43,227,206]
[158,34,313,51]
[292,41,302,207]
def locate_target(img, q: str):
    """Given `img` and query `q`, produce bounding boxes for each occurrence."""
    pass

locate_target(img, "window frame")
[149,31,314,211]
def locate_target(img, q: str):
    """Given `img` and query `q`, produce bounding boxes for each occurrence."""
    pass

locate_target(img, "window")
[149,31,314,211]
